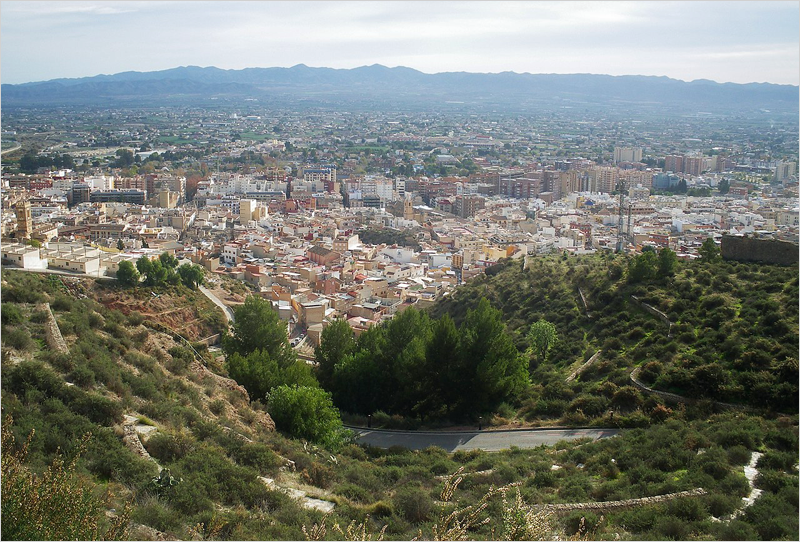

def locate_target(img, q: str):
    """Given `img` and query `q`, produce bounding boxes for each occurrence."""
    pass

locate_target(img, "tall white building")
[613,147,643,164]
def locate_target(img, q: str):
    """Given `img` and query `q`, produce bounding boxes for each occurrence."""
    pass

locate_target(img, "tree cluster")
[627,248,677,283]
[116,253,204,291]
[316,299,529,419]
[19,151,75,173]
[222,296,316,402]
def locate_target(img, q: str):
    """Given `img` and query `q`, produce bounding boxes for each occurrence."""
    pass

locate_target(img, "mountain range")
[2,64,798,114]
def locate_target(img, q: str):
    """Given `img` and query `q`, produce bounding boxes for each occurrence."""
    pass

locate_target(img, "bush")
[393,485,433,523]
[562,511,600,536]
[1,303,24,325]
[666,497,706,521]
[145,432,194,464]
[1,418,129,540]
[755,470,796,493]
[715,519,759,541]
[757,450,797,472]
[726,445,752,466]
[705,493,740,518]
[209,399,226,416]
[232,442,280,473]
[302,462,335,489]
[268,385,345,449]
[2,327,34,351]
[654,516,690,539]
[335,482,371,504]
[69,366,95,388]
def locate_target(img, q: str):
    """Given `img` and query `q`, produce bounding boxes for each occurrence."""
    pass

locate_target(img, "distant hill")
[2,64,798,114]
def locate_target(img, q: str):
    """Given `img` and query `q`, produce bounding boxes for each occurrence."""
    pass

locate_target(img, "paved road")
[348,426,619,452]
[198,284,235,323]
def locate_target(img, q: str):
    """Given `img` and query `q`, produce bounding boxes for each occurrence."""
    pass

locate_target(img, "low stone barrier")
[630,295,672,335]
[39,303,69,354]
[630,367,754,413]
[578,288,591,319]
[540,488,707,514]
[566,350,602,383]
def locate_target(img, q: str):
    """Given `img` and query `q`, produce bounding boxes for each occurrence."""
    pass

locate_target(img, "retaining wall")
[721,235,799,266]
[541,488,707,513]
[630,367,753,413]
[39,302,69,354]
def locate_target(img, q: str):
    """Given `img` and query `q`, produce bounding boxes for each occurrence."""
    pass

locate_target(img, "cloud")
[1,1,797,85]
[4,2,139,16]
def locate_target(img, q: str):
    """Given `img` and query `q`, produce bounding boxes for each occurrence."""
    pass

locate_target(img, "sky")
[1,1,798,85]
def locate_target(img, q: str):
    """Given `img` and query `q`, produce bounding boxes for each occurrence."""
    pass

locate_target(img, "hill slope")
[1,268,798,541]
[429,253,798,417]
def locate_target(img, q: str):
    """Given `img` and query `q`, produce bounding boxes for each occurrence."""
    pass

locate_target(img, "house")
[307,245,340,267]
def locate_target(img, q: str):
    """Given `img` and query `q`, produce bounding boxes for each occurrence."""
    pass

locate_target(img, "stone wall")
[630,367,753,413]
[630,296,671,328]
[721,235,799,266]
[541,488,707,514]
[39,303,69,354]
[566,350,602,383]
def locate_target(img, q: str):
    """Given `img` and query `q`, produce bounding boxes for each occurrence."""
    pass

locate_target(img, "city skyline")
[1,0,798,86]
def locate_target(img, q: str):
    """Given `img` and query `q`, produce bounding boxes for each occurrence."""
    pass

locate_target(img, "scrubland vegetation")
[1,251,797,540]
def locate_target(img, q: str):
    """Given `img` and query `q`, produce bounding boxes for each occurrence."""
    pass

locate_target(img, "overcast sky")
[2,1,798,85]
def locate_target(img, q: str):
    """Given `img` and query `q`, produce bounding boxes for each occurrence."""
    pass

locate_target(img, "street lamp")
[478,416,483,431]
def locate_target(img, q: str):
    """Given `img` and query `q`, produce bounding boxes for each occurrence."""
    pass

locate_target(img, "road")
[348,426,619,452]
[1,144,22,156]
[198,284,235,323]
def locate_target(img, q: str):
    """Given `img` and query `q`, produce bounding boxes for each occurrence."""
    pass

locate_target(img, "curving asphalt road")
[348,426,619,452]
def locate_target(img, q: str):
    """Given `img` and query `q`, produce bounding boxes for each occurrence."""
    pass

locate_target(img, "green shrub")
[1,303,24,325]
[1,418,129,540]
[301,462,335,489]
[393,484,433,523]
[755,470,796,493]
[209,399,226,416]
[145,432,194,464]
[714,519,759,541]
[705,493,740,518]
[232,442,280,473]
[365,500,394,518]
[666,497,707,521]
[654,516,690,539]
[757,450,797,472]
[69,365,95,388]
[268,385,345,449]
[3,327,34,351]
[726,445,752,466]
[335,482,371,504]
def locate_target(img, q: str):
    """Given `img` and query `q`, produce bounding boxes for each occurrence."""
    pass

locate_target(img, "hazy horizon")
[2,1,798,86]
[9,62,800,88]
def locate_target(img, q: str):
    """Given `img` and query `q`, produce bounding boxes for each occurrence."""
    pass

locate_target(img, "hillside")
[1,268,798,540]
[429,253,798,420]
[3,65,797,114]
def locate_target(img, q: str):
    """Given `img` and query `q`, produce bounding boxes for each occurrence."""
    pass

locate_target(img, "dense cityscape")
[1,1,798,541]
[3,106,798,341]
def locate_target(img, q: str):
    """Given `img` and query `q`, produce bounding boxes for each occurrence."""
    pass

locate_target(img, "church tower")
[403,197,413,220]
[15,200,32,240]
